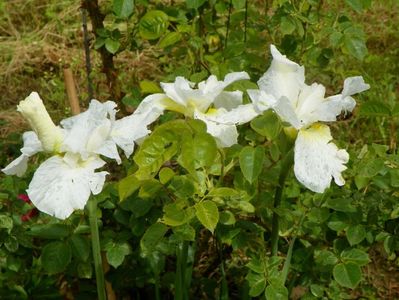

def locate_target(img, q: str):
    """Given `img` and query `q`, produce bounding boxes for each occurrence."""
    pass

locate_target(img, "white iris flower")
[2,92,160,219]
[135,72,259,147]
[248,45,370,193]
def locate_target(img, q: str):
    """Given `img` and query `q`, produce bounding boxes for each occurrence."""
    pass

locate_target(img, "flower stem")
[88,197,106,300]
[175,241,189,300]
[270,149,294,256]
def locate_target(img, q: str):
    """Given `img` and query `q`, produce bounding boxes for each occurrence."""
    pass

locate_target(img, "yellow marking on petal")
[160,98,189,116]
[205,108,219,116]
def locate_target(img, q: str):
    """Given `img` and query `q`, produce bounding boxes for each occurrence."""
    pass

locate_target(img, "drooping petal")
[2,131,43,177]
[27,154,108,220]
[222,71,250,87]
[194,111,239,147]
[2,155,29,177]
[110,109,159,159]
[17,92,63,152]
[203,104,259,125]
[294,124,349,193]
[257,45,305,108]
[134,93,173,116]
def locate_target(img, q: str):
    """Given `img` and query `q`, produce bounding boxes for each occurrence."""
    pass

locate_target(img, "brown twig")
[81,0,123,102]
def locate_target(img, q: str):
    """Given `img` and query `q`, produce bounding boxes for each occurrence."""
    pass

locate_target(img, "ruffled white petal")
[257,45,305,108]
[21,131,43,156]
[312,76,370,123]
[247,89,274,113]
[194,111,239,147]
[27,154,107,219]
[342,76,370,97]
[294,124,349,193]
[61,100,117,155]
[159,72,250,115]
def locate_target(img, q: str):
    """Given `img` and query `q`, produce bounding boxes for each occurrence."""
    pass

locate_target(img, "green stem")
[88,197,106,300]
[175,241,189,300]
[281,212,306,284]
[270,149,294,256]
[155,275,161,300]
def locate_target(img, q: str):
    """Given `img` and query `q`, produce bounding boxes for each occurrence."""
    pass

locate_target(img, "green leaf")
[159,167,175,184]
[139,10,169,40]
[139,80,163,93]
[113,0,134,18]
[219,211,236,225]
[163,203,189,226]
[28,224,71,239]
[314,250,338,266]
[41,242,72,274]
[250,111,282,140]
[239,146,265,183]
[105,38,120,54]
[345,0,371,12]
[118,174,141,201]
[173,224,195,241]
[134,121,188,176]
[343,26,367,60]
[140,223,168,256]
[346,225,366,246]
[358,158,385,177]
[138,179,162,198]
[280,16,296,35]
[232,0,246,9]
[195,200,219,233]
[158,31,182,48]
[70,234,90,262]
[77,262,92,279]
[246,272,266,297]
[186,0,206,9]
[179,131,217,173]
[265,284,289,300]
[5,236,18,252]
[106,242,131,268]
[207,187,238,198]
[324,197,356,212]
[359,101,391,117]
[341,248,369,266]
[168,176,195,199]
[333,262,362,288]
[0,215,13,231]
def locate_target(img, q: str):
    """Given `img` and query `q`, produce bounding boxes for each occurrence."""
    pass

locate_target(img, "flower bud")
[17,92,63,152]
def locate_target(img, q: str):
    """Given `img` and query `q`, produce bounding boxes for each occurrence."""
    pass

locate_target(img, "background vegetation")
[0,0,398,299]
